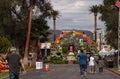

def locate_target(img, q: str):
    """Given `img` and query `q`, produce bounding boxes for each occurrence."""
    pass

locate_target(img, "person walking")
[77,50,88,77]
[5,47,26,79]
[98,56,104,72]
[89,53,95,74]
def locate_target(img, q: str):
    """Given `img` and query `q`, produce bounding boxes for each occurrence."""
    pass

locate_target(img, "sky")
[48,0,105,32]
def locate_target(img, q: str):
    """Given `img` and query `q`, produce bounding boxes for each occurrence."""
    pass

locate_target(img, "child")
[89,53,95,74]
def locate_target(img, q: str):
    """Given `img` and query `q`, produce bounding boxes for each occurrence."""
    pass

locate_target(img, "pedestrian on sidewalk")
[5,47,26,79]
[77,50,88,77]
[98,56,104,72]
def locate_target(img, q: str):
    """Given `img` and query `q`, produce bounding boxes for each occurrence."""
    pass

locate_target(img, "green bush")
[43,56,67,64]
[0,36,12,54]
[50,56,63,64]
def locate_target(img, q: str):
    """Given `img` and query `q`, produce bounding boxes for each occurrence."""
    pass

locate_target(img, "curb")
[105,68,120,76]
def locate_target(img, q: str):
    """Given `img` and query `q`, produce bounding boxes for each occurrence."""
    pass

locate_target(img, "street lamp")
[115,0,120,71]
[118,6,120,71]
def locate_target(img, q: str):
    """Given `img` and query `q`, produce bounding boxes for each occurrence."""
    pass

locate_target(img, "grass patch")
[0,72,9,79]
[110,67,120,71]
[0,67,34,79]
[112,67,118,70]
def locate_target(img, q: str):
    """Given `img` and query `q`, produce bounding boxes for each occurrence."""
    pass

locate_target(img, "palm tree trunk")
[94,14,97,42]
[53,17,56,41]
[24,0,33,65]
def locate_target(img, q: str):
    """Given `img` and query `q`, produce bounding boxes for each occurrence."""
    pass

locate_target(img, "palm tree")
[51,10,59,41]
[24,0,33,64]
[89,5,99,42]
[23,0,55,65]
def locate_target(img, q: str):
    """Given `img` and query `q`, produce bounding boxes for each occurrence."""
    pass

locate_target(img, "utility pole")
[115,0,120,71]
[118,7,120,71]
[99,32,102,50]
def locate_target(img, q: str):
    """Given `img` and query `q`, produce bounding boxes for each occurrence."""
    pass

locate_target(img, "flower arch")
[55,31,93,44]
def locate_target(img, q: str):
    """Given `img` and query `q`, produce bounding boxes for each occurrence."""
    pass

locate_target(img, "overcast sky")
[48,0,105,32]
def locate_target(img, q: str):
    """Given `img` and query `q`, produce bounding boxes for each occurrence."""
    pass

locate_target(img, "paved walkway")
[4,64,120,79]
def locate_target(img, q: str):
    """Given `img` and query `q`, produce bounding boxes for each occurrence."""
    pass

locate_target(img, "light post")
[118,7,120,71]
[99,32,102,50]
[115,0,120,71]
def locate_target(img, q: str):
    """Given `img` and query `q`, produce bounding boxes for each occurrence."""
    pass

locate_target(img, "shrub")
[0,36,12,54]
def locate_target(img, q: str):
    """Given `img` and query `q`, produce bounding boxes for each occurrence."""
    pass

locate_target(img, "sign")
[36,62,43,69]
[41,42,51,49]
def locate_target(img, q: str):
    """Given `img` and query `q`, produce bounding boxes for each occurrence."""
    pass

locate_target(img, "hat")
[10,47,16,51]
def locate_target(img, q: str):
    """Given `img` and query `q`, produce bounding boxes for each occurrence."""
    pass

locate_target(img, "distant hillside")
[48,30,93,42]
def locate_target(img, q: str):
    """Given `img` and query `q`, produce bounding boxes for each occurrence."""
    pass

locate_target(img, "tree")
[0,0,13,37]
[0,36,12,54]
[24,0,34,64]
[0,0,59,64]
[0,0,29,52]
[89,5,99,42]
[51,10,59,41]
[23,0,59,64]
[99,0,118,49]
[31,18,51,46]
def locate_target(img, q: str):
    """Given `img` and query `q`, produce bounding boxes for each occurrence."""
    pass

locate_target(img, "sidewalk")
[106,68,120,76]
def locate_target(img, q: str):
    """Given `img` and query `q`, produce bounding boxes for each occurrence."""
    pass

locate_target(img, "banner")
[36,62,43,69]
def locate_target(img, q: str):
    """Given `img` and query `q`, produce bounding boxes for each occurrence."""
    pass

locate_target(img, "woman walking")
[89,53,95,74]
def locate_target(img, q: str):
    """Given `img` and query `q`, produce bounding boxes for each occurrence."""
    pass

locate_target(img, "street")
[4,64,120,79]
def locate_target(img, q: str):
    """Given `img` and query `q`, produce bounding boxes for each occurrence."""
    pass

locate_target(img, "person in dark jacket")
[5,47,26,79]
[77,50,88,77]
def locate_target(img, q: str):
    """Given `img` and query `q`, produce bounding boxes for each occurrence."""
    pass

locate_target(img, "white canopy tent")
[99,48,115,57]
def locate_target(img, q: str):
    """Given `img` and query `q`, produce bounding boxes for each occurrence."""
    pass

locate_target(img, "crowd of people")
[77,49,104,78]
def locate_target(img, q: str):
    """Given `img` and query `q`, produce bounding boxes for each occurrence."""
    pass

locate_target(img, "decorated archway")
[49,31,98,64]
[54,31,98,54]
[55,31,93,44]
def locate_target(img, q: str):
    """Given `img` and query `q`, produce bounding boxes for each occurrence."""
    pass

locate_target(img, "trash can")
[108,61,114,68]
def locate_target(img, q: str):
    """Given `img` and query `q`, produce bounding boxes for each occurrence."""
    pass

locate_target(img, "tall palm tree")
[24,0,33,64]
[89,5,99,42]
[51,10,59,41]
[23,0,55,65]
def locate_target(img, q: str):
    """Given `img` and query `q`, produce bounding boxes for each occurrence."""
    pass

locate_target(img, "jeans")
[79,64,87,75]
[9,72,19,79]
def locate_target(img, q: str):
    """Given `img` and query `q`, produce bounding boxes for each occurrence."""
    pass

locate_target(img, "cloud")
[48,0,104,32]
